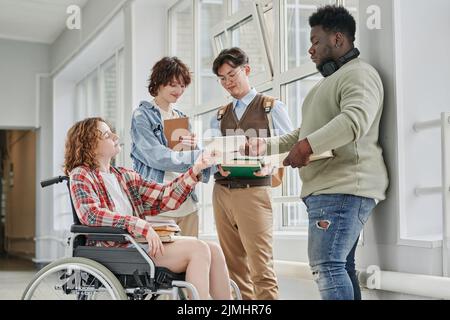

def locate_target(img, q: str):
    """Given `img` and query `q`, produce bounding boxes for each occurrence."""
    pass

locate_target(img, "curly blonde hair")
[63,117,107,175]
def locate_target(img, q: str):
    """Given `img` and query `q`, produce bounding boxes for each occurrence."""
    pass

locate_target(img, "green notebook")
[221,164,263,178]
[221,156,264,178]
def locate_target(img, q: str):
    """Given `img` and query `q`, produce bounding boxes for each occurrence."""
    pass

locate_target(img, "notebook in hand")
[163,117,192,151]
[221,156,264,178]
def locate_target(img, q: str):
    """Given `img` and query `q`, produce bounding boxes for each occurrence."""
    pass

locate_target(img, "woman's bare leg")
[150,239,211,299]
[206,242,232,300]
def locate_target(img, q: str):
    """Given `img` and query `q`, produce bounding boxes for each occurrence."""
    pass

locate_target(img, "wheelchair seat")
[73,245,186,290]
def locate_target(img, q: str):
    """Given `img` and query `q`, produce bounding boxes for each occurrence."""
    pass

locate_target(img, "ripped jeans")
[303,194,376,300]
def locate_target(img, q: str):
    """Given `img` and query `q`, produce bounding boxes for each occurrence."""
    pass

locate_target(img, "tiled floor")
[0,256,320,300]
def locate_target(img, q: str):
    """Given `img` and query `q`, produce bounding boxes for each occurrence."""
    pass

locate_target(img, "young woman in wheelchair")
[64,117,232,300]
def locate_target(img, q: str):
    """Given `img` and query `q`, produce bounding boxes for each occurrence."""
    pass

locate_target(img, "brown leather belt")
[215,179,271,189]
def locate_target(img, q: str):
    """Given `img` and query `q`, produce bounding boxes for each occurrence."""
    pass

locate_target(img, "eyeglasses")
[217,66,245,84]
[98,130,118,140]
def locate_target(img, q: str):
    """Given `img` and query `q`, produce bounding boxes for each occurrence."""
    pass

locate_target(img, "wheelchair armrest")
[70,225,131,244]
[70,225,130,235]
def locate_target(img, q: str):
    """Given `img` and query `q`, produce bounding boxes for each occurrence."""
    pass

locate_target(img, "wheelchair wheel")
[22,257,128,300]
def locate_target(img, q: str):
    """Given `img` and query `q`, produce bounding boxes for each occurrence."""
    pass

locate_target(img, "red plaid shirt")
[69,165,199,247]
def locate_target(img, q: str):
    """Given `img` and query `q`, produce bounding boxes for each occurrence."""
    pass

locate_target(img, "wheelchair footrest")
[155,267,186,289]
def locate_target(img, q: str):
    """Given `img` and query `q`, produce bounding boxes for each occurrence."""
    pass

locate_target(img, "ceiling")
[0,0,89,44]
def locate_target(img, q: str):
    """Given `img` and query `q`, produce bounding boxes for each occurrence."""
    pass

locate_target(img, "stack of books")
[221,151,335,178]
[202,135,335,178]
[145,217,181,243]
[221,155,264,178]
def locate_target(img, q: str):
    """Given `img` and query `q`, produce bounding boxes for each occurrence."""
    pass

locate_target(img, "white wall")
[38,0,168,261]
[122,0,167,167]
[50,13,126,238]
[395,0,450,241]
[0,39,49,129]
[50,0,127,74]
[35,76,67,263]
[52,11,125,182]
[358,0,450,289]
[132,0,167,105]
[273,0,450,299]
[0,40,55,262]
[34,0,130,263]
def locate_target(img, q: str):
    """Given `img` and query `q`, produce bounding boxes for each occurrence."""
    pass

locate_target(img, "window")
[214,31,227,50]
[342,0,360,48]
[193,110,218,235]
[261,1,274,59]
[101,56,117,131]
[212,3,272,86]
[280,74,322,228]
[169,0,194,108]
[231,0,254,14]
[75,50,125,166]
[199,0,227,105]
[231,17,268,77]
[283,0,334,71]
[168,0,356,234]
[86,70,100,117]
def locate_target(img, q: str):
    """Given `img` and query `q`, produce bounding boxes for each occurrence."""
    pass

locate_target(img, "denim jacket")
[130,100,210,202]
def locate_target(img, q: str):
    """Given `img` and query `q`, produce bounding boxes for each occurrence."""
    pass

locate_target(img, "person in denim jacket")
[131,57,210,237]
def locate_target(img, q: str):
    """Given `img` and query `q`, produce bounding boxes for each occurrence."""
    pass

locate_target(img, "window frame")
[74,47,125,166]
[168,0,366,237]
[211,3,273,87]
[168,0,196,109]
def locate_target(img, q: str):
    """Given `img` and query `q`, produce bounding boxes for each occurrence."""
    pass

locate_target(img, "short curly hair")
[147,57,191,97]
[309,5,356,43]
[63,117,108,175]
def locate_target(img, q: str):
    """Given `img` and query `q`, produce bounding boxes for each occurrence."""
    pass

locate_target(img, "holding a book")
[131,57,210,237]
[209,47,293,300]
[244,6,389,301]
[66,117,232,300]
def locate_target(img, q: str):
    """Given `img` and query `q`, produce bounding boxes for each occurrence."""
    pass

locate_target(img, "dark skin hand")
[283,138,314,169]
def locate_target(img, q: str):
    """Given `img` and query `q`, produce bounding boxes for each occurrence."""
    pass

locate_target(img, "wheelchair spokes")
[22,258,128,300]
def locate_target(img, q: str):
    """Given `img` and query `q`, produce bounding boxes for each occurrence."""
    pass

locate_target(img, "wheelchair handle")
[40,176,69,188]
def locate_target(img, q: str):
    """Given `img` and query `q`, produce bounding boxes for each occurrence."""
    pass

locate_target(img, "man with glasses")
[209,47,293,300]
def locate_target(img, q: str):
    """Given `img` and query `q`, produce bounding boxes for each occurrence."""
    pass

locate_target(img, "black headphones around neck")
[318,48,360,77]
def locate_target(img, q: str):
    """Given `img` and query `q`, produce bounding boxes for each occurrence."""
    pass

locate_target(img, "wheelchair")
[22,176,242,300]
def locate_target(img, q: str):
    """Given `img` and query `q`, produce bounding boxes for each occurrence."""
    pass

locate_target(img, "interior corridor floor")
[0,255,36,300]
[0,255,321,300]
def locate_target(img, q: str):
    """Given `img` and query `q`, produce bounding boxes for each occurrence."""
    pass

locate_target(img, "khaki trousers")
[173,211,199,237]
[213,184,278,300]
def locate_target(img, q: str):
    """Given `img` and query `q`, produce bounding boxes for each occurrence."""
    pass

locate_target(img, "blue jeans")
[303,194,376,300]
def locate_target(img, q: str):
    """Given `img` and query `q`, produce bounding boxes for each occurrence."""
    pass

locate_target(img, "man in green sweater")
[248,5,389,300]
